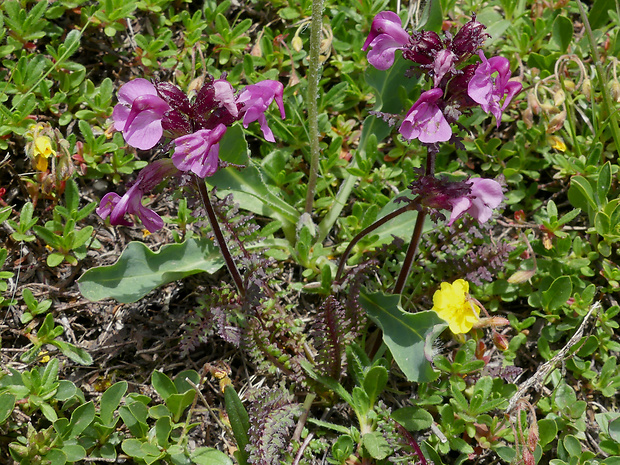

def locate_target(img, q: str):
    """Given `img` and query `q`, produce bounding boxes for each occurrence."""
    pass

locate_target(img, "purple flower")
[399,88,452,143]
[213,79,239,119]
[362,11,410,70]
[236,80,285,142]
[447,177,503,225]
[468,51,522,126]
[172,124,227,177]
[96,159,177,232]
[113,79,170,150]
[432,49,457,87]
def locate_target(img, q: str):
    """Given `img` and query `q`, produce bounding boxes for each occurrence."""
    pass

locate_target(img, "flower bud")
[553,88,566,106]
[451,16,488,60]
[292,34,303,52]
[527,91,541,115]
[582,78,592,101]
[188,76,204,94]
[522,107,534,129]
[492,332,510,351]
[402,30,442,65]
[546,109,567,133]
[507,269,536,283]
[611,80,620,102]
[540,102,556,114]
[563,79,576,92]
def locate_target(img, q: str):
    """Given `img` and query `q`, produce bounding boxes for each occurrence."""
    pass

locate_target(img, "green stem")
[335,203,417,283]
[577,0,620,159]
[196,177,245,296]
[304,0,325,214]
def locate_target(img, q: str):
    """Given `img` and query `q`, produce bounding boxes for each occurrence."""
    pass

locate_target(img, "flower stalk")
[392,149,435,295]
[196,177,245,296]
[335,203,418,283]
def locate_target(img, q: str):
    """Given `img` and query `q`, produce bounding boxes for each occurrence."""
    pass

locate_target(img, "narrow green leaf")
[597,161,612,203]
[224,385,250,465]
[51,340,93,365]
[552,15,573,53]
[588,0,616,29]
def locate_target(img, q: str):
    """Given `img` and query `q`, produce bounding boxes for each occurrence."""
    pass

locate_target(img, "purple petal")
[447,197,471,225]
[117,78,158,106]
[123,110,165,150]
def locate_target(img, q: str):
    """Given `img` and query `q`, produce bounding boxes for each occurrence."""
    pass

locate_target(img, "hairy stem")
[335,203,417,283]
[196,177,245,296]
[304,0,325,214]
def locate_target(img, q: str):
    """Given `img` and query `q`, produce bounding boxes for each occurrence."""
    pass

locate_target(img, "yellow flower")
[547,135,566,152]
[432,279,480,334]
[33,136,55,171]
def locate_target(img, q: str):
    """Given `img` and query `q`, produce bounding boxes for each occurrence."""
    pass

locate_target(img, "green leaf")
[598,161,612,203]
[151,371,177,400]
[552,15,573,53]
[418,0,443,33]
[224,385,250,465]
[362,431,391,460]
[64,401,95,439]
[588,0,616,29]
[119,402,149,438]
[155,416,172,448]
[359,292,443,382]
[352,387,370,417]
[363,366,388,407]
[392,407,434,431]
[191,447,233,465]
[51,340,93,365]
[609,417,620,442]
[61,444,86,462]
[78,237,224,303]
[0,392,16,424]
[542,276,572,312]
[166,390,195,423]
[568,175,597,211]
[122,438,147,458]
[538,418,558,446]
[100,381,127,426]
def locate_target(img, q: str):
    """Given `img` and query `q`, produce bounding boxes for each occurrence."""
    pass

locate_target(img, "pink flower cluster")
[407,174,504,226]
[363,12,522,143]
[101,77,285,232]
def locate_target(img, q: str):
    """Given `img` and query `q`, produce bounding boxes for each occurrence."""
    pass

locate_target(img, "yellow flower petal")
[432,279,480,334]
[547,135,566,152]
[34,136,55,158]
